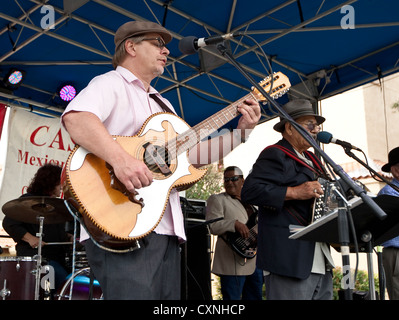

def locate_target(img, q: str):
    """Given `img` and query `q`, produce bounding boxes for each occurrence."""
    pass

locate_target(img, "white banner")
[0,107,74,219]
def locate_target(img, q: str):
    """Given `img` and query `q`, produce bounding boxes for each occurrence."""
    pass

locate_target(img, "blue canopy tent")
[1,0,399,129]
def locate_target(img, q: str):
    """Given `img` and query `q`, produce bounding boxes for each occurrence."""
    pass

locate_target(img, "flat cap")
[114,21,172,50]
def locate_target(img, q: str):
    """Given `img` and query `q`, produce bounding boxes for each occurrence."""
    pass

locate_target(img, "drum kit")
[1,196,102,300]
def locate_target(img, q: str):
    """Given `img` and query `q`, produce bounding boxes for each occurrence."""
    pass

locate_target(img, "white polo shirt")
[62,66,186,241]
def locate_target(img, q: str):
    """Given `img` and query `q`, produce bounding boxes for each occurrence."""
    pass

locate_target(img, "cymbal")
[2,196,73,224]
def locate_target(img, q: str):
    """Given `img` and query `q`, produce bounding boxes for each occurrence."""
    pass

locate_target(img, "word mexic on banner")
[17,150,66,168]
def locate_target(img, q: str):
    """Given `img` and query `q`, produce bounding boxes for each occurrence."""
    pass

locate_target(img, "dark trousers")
[220,268,263,300]
[85,232,181,300]
[383,247,399,300]
[264,271,333,300]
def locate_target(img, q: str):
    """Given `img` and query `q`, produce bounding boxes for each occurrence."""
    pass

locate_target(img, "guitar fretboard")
[166,93,255,158]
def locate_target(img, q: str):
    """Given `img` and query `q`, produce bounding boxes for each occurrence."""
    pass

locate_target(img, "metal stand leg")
[68,216,77,300]
[376,246,386,300]
[34,216,44,300]
[337,200,353,300]
[362,231,376,300]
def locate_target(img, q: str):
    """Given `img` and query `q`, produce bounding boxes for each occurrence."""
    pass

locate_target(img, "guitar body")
[63,112,207,250]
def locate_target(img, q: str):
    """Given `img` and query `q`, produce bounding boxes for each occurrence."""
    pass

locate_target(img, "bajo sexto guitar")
[63,72,291,250]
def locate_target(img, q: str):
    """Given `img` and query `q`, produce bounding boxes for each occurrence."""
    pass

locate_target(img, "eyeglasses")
[141,37,167,50]
[224,176,242,183]
[298,121,321,132]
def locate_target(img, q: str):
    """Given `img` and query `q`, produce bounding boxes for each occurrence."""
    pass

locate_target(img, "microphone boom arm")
[343,148,399,194]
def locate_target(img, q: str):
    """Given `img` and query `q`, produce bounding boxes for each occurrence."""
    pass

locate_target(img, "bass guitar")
[63,72,290,250]
[226,210,258,259]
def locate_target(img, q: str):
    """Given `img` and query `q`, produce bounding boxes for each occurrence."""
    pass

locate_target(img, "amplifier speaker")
[181,198,212,300]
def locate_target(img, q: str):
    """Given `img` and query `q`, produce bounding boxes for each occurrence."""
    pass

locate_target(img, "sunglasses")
[297,121,321,132]
[224,176,242,182]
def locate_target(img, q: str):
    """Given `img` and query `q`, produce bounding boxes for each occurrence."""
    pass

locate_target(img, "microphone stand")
[216,42,387,300]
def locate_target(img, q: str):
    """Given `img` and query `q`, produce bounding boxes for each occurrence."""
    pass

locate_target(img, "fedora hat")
[273,99,325,132]
[114,21,172,50]
[382,147,399,172]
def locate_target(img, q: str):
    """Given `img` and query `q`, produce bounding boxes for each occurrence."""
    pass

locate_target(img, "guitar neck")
[171,92,255,156]
[165,71,291,159]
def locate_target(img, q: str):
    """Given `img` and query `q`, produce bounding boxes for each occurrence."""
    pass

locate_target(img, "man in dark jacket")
[241,99,335,300]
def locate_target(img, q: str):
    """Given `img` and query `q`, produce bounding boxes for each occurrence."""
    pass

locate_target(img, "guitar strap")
[149,93,175,114]
[265,144,329,179]
[265,144,329,226]
[231,195,257,218]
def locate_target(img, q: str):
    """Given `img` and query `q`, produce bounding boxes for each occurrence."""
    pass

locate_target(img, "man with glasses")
[206,166,263,300]
[61,21,260,300]
[242,99,335,300]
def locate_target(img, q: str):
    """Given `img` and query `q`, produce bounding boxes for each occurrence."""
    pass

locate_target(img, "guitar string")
[145,74,288,174]
[144,95,247,173]
[235,228,257,247]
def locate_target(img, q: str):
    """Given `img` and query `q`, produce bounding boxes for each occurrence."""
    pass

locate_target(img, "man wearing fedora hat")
[379,146,399,300]
[61,21,260,299]
[242,99,335,300]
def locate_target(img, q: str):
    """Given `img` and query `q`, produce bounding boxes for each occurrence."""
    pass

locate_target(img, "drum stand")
[34,216,44,300]
[66,212,78,300]
[33,214,78,300]
[57,201,90,300]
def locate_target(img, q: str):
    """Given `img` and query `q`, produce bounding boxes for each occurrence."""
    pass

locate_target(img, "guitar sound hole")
[143,143,172,177]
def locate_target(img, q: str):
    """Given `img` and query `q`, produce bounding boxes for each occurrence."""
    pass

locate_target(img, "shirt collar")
[116,66,159,95]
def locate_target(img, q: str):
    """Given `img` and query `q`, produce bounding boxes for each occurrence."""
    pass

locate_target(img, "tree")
[185,164,224,200]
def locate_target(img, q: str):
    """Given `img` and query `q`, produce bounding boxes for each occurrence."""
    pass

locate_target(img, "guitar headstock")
[252,72,291,102]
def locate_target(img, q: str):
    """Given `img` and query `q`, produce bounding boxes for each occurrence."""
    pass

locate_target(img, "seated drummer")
[2,164,72,291]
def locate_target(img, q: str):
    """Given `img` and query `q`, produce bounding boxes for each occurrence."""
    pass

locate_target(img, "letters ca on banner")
[0,107,74,215]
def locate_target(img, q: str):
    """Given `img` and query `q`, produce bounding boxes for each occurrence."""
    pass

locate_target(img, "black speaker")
[181,198,212,300]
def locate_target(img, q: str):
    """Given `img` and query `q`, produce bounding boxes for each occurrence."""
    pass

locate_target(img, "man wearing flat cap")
[61,21,260,299]
[242,99,335,300]
[378,146,399,300]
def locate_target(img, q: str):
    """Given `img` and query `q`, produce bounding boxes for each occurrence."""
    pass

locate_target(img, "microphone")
[179,32,243,55]
[317,131,362,151]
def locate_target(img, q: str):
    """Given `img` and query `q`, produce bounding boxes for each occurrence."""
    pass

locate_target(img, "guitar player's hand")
[235,220,250,239]
[112,154,153,193]
[236,98,261,131]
